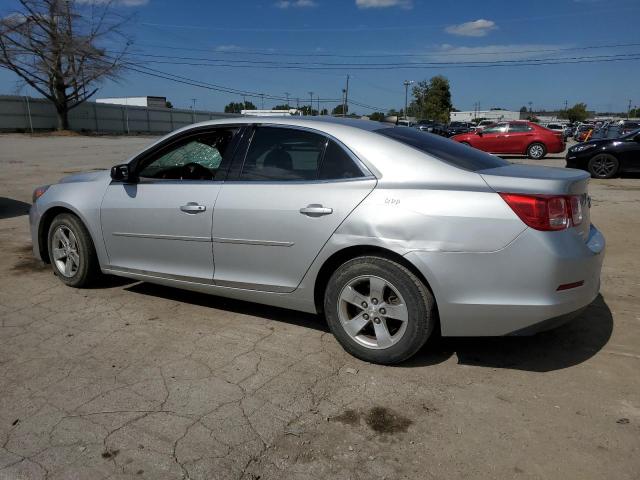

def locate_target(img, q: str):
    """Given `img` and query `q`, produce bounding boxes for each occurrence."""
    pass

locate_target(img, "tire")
[527,142,547,159]
[47,213,101,287]
[588,153,619,179]
[324,256,435,365]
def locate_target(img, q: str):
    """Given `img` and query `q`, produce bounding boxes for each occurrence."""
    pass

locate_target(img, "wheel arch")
[313,244,437,315]
[37,205,95,264]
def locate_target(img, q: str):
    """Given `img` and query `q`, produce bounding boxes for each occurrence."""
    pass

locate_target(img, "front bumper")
[405,224,605,336]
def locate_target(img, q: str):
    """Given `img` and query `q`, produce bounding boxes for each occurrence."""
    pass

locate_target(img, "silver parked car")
[29,117,605,364]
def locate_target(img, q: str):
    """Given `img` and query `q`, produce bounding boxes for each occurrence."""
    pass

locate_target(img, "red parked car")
[451,121,565,159]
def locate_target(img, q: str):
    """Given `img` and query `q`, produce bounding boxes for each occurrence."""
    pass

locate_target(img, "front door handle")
[300,204,333,217]
[180,202,206,214]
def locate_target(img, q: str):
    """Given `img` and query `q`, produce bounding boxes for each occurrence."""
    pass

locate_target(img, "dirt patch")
[331,409,360,426]
[101,448,120,459]
[364,407,412,434]
[11,244,49,274]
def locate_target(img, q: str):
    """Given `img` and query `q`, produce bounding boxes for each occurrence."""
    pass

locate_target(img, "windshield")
[375,126,508,172]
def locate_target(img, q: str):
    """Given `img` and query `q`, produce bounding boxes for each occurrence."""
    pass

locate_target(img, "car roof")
[186,115,388,133]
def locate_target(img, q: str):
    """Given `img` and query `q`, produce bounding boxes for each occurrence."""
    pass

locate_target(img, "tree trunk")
[55,105,70,131]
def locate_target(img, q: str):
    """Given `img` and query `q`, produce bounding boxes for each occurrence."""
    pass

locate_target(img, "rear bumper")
[405,224,605,336]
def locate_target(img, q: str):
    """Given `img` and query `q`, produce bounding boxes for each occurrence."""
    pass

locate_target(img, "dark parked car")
[446,121,472,137]
[566,128,640,178]
[621,121,640,135]
[415,120,447,136]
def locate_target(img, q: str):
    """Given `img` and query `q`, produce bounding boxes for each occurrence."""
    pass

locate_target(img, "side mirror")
[476,130,483,136]
[110,164,136,183]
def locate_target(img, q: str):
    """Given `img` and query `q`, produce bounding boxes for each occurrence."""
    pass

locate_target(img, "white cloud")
[355,0,413,9]
[445,19,497,37]
[429,43,568,62]
[275,0,317,8]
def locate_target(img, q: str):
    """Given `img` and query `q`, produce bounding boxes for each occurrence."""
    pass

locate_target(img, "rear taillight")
[500,193,584,231]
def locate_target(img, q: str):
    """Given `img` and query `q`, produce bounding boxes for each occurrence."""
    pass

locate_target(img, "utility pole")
[318,96,321,115]
[403,80,414,120]
[242,95,246,110]
[564,100,568,111]
[260,93,265,110]
[285,92,290,107]
[296,97,300,109]
[308,91,313,115]
[628,99,633,119]
[191,98,196,123]
[343,75,350,117]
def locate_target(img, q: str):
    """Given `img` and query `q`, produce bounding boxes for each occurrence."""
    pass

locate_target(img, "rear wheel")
[324,256,435,365]
[588,154,619,179]
[527,142,547,159]
[47,213,101,287]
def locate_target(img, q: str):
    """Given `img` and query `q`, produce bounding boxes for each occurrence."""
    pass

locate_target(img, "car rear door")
[100,127,240,282]
[505,122,535,153]
[211,125,376,293]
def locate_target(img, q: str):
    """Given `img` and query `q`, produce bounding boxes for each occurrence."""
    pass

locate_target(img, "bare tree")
[0,0,131,130]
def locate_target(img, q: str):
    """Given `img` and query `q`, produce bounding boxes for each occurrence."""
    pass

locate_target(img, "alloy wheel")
[591,155,617,178]
[337,275,409,350]
[529,144,545,159]
[52,226,80,277]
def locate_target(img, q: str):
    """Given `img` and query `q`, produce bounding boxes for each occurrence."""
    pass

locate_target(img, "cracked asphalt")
[1,133,639,479]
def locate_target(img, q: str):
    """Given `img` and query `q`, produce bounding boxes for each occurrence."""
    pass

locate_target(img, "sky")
[2,0,640,114]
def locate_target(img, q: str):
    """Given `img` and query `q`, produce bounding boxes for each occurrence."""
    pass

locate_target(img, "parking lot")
[1,133,639,480]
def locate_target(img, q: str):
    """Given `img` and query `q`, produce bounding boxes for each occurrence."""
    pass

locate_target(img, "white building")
[96,96,168,108]
[450,110,521,122]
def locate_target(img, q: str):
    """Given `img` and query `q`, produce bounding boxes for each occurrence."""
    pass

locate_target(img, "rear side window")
[375,127,508,172]
[240,127,325,181]
[509,123,533,132]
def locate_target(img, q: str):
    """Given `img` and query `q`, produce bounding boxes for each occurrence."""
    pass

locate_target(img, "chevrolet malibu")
[30,117,605,364]
[452,121,565,159]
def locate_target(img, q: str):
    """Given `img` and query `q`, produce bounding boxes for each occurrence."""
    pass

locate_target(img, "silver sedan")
[29,117,605,364]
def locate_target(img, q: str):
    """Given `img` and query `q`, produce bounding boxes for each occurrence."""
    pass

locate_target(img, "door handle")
[180,202,206,214]
[299,204,333,217]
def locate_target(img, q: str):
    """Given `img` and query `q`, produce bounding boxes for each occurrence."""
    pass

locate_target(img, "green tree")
[165,101,173,109]
[368,112,385,121]
[519,106,528,113]
[272,104,291,110]
[560,103,589,123]
[299,105,318,116]
[332,104,348,115]
[411,75,452,123]
[0,0,132,130]
[224,101,256,113]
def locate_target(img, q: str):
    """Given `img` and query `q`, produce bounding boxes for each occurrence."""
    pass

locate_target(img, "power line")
[123,53,640,70]
[133,41,640,59]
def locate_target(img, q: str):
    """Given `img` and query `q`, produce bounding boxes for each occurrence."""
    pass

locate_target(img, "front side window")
[138,129,236,180]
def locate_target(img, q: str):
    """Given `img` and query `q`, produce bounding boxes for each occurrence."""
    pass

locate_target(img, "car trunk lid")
[478,164,591,239]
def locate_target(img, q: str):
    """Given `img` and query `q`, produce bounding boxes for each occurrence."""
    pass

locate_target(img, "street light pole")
[403,80,414,120]
[308,91,313,116]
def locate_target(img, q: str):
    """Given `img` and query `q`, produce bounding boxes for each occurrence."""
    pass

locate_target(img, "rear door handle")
[180,202,206,214]
[300,204,333,217]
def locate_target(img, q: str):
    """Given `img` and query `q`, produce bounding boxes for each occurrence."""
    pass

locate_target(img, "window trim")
[127,124,247,183]
[225,124,375,183]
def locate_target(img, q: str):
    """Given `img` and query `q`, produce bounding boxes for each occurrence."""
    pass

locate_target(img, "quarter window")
[318,140,364,180]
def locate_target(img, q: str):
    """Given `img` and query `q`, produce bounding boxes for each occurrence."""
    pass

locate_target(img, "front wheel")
[588,153,619,179]
[324,256,435,365]
[48,213,101,287]
[527,142,547,159]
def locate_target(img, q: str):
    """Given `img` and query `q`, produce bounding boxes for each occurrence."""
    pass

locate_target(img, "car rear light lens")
[499,193,584,231]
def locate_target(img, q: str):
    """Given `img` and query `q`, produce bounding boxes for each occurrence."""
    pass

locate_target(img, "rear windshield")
[375,126,508,172]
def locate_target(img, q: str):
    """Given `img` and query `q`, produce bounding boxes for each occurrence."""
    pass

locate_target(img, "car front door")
[100,127,240,282]
[211,125,376,293]
[475,123,508,152]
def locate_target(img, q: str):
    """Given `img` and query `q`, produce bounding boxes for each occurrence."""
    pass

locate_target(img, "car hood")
[58,169,110,184]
